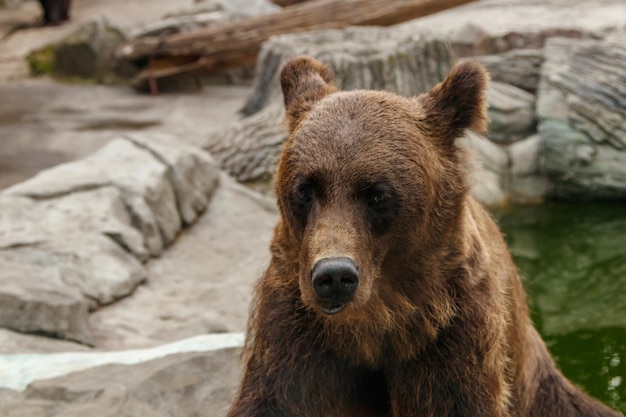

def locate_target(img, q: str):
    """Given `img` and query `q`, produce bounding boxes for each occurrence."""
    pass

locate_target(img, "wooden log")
[120,0,478,66]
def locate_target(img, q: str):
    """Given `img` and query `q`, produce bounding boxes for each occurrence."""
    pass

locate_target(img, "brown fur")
[226,56,622,417]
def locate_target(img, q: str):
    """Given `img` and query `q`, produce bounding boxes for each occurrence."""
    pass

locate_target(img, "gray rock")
[0,333,243,391]
[397,0,626,58]
[477,49,544,93]
[3,347,241,417]
[131,0,279,39]
[242,27,454,116]
[89,175,277,350]
[487,81,536,144]
[0,188,149,260]
[537,37,626,199]
[0,328,90,354]
[53,15,131,82]
[5,136,183,252]
[0,257,92,344]
[510,134,542,178]
[2,234,146,308]
[125,133,220,226]
[508,134,549,203]
[0,233,147,344]
[458,132,509,207]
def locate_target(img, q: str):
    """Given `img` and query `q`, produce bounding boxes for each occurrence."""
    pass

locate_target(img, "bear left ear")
[417,60,489,149]
[280,55,337,132]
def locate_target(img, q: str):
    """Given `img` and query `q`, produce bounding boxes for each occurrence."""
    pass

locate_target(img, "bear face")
[275,56,489,348]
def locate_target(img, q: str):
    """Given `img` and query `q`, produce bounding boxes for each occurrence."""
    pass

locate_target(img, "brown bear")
[226,56,622,417]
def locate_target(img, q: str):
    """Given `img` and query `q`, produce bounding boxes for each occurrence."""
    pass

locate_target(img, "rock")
[0,328,90,354]
[0,333,243,391]
[207,27,454,184]
[6,348,241,417]
[397,0,626,58]
[537,37,626,200]
[131,0,280,39]
[205,103,286,184]
[242,27,454,116]
[89,174,277,350]
[458,132,509,207]
[2,234,146,308]
[477,49,543,93]
[5,136,187,252]
[125,133,220,226]
[0,189,149,260]
[0,233,147,344]
[0,258,93,344]
[0,133,221,344]
[487,81,536,144]
[51,15,131,82]
[508,134,549,204]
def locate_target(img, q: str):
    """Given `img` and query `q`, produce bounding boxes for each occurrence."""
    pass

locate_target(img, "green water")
[495,202,626,413]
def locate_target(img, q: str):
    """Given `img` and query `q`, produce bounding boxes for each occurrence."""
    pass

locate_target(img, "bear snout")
[311,257,359,315]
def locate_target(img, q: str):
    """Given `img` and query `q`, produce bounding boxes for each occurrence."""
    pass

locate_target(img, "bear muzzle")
[311,257,359,315]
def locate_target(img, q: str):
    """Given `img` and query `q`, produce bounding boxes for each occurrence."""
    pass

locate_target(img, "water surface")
[496,202,626,413]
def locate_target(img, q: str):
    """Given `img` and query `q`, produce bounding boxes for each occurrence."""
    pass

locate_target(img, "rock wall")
[537,37,626,200]
[0,133,220,344]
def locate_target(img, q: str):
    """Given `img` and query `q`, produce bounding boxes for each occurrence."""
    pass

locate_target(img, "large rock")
[241,27,454,116]
[130,0,280,39]
[206,27,455,184]
[0,188,149,260]
[5,134,220,253]
[0,259,92,344]
[0,333,243,391]
[51,15,131,82]
[397,0,626,58]
[487,81,536,144]
[23,350,240,417]
[0,328,90,354]
[0,335,243,417]
[477,49,543,93]
[458,132,509,207]
[0,133,220,344]
[89,174,277,350]
[537,37,626,199]
[508,134,548,204]
[125,133,220,226]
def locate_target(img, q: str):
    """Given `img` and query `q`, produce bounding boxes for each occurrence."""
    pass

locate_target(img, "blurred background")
[0,0,624,415]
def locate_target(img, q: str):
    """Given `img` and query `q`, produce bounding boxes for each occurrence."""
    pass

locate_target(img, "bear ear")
[418,60,489,149]
[280,55,337,132]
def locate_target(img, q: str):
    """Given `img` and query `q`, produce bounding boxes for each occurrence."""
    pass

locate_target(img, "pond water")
[495,202,626,413]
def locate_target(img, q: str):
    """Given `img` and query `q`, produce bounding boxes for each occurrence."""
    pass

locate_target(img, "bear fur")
[226,56,622,417]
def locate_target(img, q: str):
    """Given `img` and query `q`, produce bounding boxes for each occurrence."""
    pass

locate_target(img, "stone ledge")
[0,133,220,343]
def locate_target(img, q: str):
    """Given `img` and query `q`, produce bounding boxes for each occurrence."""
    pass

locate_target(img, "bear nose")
[311,257,359,305]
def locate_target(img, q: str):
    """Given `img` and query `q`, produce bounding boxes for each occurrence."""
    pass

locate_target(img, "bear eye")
[288,177,316,228]
[366,190,389,208]
[363,184,393,209]
[361,182,400,235]
[295,181,314,204]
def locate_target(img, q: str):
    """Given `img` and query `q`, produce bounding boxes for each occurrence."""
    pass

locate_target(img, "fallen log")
[120,0,478,92]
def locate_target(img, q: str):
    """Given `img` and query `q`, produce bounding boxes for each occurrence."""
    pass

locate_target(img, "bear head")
[275,55,488,348]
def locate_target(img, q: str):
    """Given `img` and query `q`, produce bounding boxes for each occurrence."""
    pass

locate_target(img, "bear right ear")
[280,55,337,132]
[417,60,489,151]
